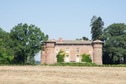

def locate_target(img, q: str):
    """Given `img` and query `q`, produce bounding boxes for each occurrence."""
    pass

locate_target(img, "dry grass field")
[0,66,126,84]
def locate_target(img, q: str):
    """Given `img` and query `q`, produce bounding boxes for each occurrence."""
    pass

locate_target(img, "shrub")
[81,54,92,63]
[50,62,96,66]
[57,50,65,62]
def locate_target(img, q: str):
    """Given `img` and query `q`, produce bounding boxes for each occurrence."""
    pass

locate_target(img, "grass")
[41,62,126,67]
[1,62,126,67]
[0,66,126,84]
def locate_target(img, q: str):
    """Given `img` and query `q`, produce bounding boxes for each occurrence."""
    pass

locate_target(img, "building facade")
[41,38,103,65]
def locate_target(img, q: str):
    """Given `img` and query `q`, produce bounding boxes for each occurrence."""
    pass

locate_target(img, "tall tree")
[103,23,126,64]
[10,23,48,64]
[0,28,14,64]
[90,16,104,40]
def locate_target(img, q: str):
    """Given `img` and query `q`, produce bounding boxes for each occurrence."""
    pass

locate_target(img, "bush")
[57,50,65,62]
[50,62,96,66]
[81,54,92,63]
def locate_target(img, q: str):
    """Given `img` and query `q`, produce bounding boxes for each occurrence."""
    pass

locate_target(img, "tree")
[0,28,14,64]
[82,36,89,40]
[10,23,48,64]
[90,16,104,40]
[103,23,126,64]
[76,36,89,40]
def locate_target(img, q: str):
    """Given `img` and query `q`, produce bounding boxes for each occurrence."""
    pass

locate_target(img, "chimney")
[59,38,62,42]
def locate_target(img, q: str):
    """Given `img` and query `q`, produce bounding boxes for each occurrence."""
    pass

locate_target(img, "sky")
[0,0,126,61]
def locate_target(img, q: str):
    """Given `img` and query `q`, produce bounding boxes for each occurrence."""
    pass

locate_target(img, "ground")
[0,66,126,84]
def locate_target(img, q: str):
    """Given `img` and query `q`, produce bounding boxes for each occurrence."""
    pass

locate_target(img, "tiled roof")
[56,40,92,44]
[47,40,92,45]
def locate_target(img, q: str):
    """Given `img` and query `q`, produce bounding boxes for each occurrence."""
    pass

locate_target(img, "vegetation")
[50,62,96,66]
[90,16,104,41]
[76,36,89,40]
[57,50,65,62]
[82,36,89,40]
[0,28,14,64]
[103,23,126,64]
[90,16,126,64]
[41,63,126,67]
[0,16,126,65]
[0,23,48,64]
[81,54,92,63]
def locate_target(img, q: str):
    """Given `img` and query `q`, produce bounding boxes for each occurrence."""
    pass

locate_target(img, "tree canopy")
[0,23,48,64]
[90,16,104,41]
[0,28,14,64]
[0,17,126,65]
[103,23,126,64]
[76,36,89,40]
[9,23,48,64]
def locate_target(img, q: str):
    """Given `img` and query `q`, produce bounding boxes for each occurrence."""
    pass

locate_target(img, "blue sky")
[0,0,126,61]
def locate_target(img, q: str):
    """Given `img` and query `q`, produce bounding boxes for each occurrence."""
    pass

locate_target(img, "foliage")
[90,16,104,41]
[76,36,89,40]
[10,23,48,64]
[103,23,126,64]
[0,52,14,64]
[43,63,126,67]
[0,28,14,64]
[81,54,92,63]
[82,36,89,40]
[57,50,65,62]
[47,62,96,66]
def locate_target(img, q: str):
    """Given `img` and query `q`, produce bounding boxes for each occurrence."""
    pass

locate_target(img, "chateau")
[41,38,103,65]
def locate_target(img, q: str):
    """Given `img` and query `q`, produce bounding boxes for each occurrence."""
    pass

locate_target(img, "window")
[77,55,79,57]
[76,48,80,53]
[56,48,59,54]
[66,55,69,57]
[89,49,92,54]
[65,48,69,53]
[76,55,80,62]
[65,54,69,62]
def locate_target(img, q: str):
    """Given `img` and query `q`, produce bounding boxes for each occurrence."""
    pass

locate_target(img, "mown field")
[0,66,126,84]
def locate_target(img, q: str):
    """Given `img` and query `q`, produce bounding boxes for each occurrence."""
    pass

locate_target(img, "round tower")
[41,40,56,64]
[93,40,103,65]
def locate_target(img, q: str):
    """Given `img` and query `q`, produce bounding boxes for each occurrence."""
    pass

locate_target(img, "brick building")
[41,38,103,65]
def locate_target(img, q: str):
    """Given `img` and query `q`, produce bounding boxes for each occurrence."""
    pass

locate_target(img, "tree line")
[0,23,48,64]
[90,16,126,64]
[0,16,126,64]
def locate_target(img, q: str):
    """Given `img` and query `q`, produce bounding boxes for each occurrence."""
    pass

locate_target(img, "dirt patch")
[0,66,126,84]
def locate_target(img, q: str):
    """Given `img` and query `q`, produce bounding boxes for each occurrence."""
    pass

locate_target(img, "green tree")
[103,23,126,64]
[90,16,104,40]
[82,36,89,40]
[0,28,14,64]
[10,23,48,64]
[76,36,89,40]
